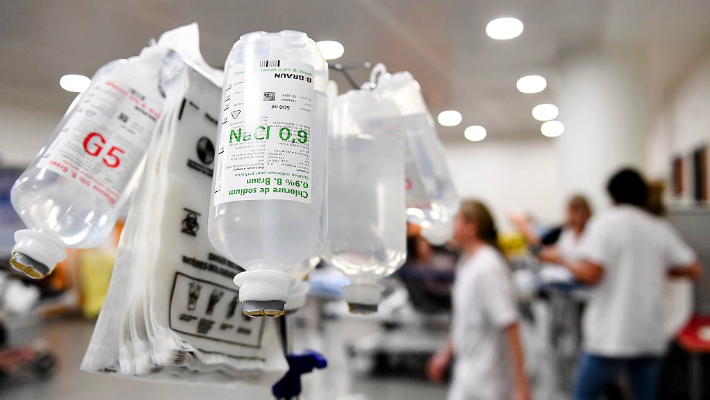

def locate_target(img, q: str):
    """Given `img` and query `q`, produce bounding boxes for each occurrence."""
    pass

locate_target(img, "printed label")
[169,272,264,348]
[38,73,161,206]
[214,61,314,205]
[405,144,431,209]
[177,96,219,179]
[400,115,433,209]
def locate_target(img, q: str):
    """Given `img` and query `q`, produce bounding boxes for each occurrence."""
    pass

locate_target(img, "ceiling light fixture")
[532,104,559,121]
[516,75,547,94]
[437,110,462,127]
[464,126,487,142]
[541,121,564,137]
[59,74,91,93]
[486,17,524,40]
[316,40,344,60]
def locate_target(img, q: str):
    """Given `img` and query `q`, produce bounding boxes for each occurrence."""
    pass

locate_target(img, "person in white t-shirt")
[553,195,592,262]
[536,195,592,282]
[510,194,592,258]
[427,200,532,400]
[541,169,702,400]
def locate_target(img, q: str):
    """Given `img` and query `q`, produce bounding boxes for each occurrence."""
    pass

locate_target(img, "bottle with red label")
[373,65,460,245]
[9,47,168,279]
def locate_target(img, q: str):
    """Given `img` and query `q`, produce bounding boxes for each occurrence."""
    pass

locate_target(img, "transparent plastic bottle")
[321,90,406,314]
[10,49,167,278]
[209,31,328,317]
[374,69,460,245]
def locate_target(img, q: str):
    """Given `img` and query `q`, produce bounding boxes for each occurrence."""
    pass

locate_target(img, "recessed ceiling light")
[59,74,91,92]
[486,17,524,40]
[316,41,344,60]
[516,75,547,94]
[437,110,462,127]
[532,104,559,121]
[464,126,487,142]
[541,121,564,137]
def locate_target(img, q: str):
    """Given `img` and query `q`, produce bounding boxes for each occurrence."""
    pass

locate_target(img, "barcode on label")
[259,60,281,68]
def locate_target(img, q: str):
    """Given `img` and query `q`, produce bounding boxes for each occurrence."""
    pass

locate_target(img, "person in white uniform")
[541,169,702,400]
[427,200,532,400]
[537,195,592,283]
[552,195,591,262]
[509,195,591,270]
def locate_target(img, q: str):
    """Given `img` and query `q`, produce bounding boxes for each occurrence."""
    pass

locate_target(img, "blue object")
[272,350,328,399]
[573,352,662,400]
[307,268,350,299]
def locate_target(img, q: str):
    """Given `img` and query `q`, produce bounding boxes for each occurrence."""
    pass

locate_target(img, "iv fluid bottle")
[10,50,166,278]
[209,31,328,317]
[321,90,406,314]
[375,72,460,245]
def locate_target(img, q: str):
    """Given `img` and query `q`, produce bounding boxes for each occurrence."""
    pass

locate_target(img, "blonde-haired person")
[509,194,592,255]
[427,200,532,400]
[537,195,592,271]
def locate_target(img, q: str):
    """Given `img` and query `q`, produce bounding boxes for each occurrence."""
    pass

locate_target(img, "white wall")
[646,43,710,203]
[0,99,66,167]
[444,138,564,231]
[556,48,649,213]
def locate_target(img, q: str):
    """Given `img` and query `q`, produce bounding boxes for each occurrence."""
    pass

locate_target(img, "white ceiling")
[1,0,709,142]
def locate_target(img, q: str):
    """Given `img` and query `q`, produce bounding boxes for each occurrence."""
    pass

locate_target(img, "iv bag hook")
[328,62,372,89]
[368,63,387,90]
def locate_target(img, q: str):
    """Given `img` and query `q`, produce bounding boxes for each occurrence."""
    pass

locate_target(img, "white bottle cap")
[421,219,454,246]
[233,270,295,317]
[285,281,310,313]
[342,283,385,315]
[10,229,67,279]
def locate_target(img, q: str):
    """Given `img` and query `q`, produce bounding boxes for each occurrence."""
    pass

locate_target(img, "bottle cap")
[242,300,286,318]
[342,283,385,315]
[10,229,67,279]
[421,218,454,246]
[285,281,310,313]
[234,270,295,318]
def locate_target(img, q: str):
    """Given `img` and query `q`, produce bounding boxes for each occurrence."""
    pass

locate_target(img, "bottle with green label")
[209,31,328,317]
[9,48,168,279]
[320,89,407,314]
[373,67,460,245]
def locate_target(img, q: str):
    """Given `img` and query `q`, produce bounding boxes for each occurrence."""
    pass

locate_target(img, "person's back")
[563,168,701,400]
[580,205,689,356]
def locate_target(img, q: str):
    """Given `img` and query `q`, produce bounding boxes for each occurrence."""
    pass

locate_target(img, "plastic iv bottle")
[321,90,407,314]
[209,31,328,317]
[374,68,460,245]
[10,49,167,278]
